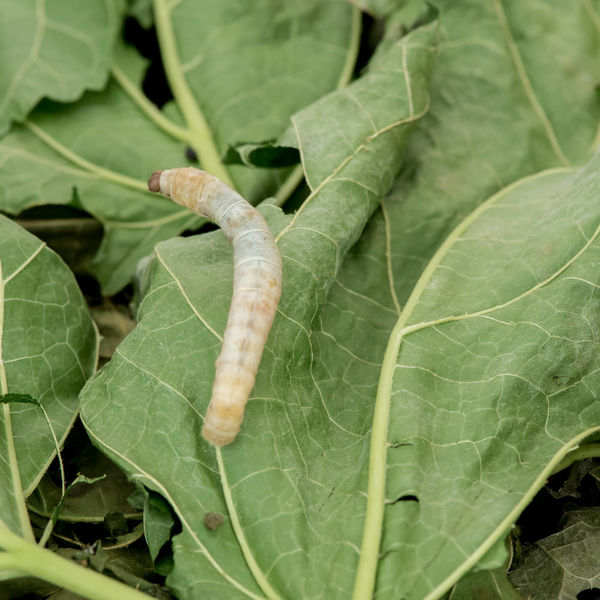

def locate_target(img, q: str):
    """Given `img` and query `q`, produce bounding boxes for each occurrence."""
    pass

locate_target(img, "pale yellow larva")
[148,167,282,446]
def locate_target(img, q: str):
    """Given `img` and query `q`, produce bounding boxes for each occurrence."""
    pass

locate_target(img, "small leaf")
[0,216,98,536]
[144,492,176,562]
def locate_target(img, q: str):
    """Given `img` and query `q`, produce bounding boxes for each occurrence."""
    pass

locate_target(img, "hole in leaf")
[577,589,600,600]
[391,494,419,505]
[389,441,412,449]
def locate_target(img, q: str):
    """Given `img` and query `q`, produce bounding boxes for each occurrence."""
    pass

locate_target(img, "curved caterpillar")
[148,168,282,446]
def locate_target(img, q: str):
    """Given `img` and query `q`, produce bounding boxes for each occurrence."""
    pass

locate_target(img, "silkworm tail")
[202,283,280,446]
[202,365,254,446]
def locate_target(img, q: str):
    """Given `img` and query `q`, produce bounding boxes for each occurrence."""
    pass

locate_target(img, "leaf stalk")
[111,65,193,144]
[0,521,151,600]
[153,0,234,188]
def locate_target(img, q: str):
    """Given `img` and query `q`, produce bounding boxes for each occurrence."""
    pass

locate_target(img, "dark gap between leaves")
[181,221,219,237]
[353,12,380,78]
[123,17,172,108]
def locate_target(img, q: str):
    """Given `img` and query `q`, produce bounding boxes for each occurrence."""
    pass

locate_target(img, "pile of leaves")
[1,1,600,598]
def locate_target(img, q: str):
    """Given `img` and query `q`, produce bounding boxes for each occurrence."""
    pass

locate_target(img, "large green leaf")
[0,1,359,294]
[372,151,600,598]
[0,0,126,135]
[345,1,600,596]
[80,18,438,600]
[0,216,98,537]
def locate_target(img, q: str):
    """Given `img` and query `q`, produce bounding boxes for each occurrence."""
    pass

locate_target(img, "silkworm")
[148,168,282,446]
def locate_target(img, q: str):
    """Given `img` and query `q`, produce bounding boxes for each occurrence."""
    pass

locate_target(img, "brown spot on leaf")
[204,512,225,531]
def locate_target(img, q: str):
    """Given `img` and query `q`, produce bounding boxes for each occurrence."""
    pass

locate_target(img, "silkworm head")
[148,170,164,193]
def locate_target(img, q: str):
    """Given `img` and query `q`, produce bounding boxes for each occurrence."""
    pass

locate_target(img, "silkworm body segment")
[148,168,282,446]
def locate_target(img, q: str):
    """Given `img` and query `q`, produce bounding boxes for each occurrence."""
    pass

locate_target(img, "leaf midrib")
[152,0,234,188]
[492,0,570,166]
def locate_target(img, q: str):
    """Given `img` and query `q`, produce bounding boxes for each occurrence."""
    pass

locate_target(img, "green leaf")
[370,149,600,599]
[0,1,360,294]
[0,0,126,135]
[509,508,600,599]
[144,492,176,562]
[383,0,600,309]
[344,2,600,597]
[0,216,98,538]
[80,18,438,600]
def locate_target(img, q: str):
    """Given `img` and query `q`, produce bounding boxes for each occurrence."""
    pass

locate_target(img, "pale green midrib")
[423,426,600,600]
[216,449,282,600]
[82,423,264,600]
[111,65,192,144]
[352,166,573,600]
[152,0,234,188]
[401,209,599,338]
[23,120,149,192]
[0,260,35,542]
[492,0,570,167]
[273,5,362,207]
[1,146,104,181]
[352,314,407,600]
